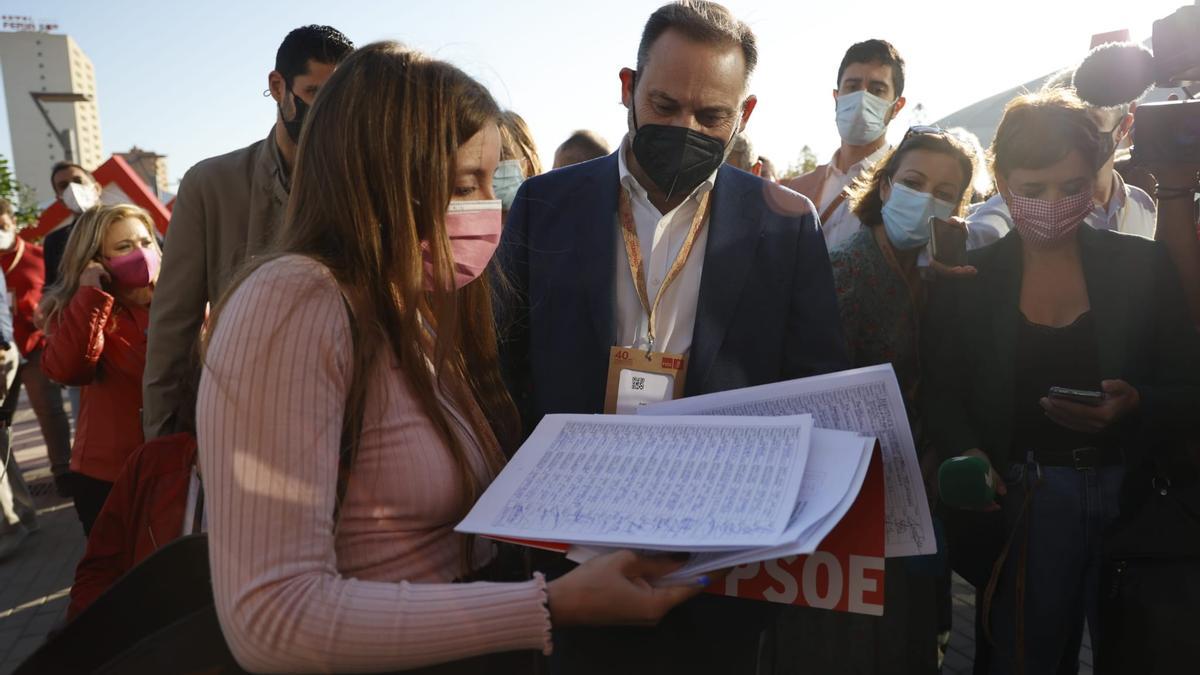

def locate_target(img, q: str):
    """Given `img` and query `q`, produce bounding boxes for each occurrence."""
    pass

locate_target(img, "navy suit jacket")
[498,151,849,432]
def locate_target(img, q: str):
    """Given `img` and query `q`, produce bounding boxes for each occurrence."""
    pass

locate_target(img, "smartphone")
[930,217,968,267]
[1048,386,1105,406]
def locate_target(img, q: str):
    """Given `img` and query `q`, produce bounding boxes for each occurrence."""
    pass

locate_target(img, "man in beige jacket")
[142,25,353,439]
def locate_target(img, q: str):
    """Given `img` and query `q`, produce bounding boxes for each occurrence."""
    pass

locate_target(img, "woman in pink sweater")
[197,43,704,674]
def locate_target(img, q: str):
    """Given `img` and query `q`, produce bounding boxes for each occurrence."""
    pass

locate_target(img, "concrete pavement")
[0,393,84,675]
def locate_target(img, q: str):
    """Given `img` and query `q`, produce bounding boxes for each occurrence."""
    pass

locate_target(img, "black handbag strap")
[982,470,1041,675]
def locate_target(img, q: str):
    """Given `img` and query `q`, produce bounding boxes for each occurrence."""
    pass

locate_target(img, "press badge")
[604,346,688,415]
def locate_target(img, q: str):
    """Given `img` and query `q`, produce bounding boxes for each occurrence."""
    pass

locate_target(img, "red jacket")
[67,433,197,620]
[1,240,46,356]
[42,286,148,482]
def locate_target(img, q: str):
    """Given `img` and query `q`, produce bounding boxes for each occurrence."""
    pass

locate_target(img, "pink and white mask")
[422,199,502,290]
[106,247,161,289]
[1007,189,1093,249]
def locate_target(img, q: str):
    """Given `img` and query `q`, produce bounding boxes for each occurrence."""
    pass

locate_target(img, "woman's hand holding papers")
[547,550,717,627]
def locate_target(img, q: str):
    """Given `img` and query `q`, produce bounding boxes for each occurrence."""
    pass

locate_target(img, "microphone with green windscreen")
[938,456,995,510]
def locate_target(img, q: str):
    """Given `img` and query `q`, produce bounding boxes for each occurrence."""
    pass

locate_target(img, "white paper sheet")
[666,433,875,578]
[777,431,872,541]
[568,430,874,581]
[457,414,814,550]
[640,365,935,557]
[760,436,875,560]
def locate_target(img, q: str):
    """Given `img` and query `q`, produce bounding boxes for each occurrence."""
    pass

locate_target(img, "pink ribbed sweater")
[196,255,550,673]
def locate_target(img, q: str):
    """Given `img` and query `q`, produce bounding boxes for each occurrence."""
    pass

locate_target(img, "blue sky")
[0,0,1184,192]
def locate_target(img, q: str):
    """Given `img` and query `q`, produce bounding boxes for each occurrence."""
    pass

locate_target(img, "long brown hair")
[40,204,159,330]
[206,42,519,534]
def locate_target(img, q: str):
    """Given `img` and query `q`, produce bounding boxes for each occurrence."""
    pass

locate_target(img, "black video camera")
[1133,99,1200,166]
[1132,5,1200,166]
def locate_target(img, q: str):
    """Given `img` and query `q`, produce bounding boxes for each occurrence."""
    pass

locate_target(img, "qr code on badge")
[631,376,646,391]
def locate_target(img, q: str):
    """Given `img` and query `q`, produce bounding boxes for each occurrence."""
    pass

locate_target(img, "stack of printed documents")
[457,414,873,580]
[457,365,935,581]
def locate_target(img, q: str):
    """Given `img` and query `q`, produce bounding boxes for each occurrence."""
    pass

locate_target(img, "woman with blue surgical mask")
[816,126,977,673]
[833,127,977,404]
[496,110,542,216]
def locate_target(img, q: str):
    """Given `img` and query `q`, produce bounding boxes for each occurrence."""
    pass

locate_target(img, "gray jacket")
[142,130,288,438]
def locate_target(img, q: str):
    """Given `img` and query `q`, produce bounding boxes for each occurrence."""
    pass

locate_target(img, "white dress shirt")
[966,172,1157,249]
[820,144,892,250]
[614,141,715,355]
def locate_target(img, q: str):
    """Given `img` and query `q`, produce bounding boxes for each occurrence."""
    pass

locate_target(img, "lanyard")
[872,226,925,402]
[617,186,710,355]
[872,226,925,327]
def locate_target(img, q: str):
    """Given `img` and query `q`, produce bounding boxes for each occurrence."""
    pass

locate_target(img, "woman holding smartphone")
[41,204,159,535]
[923,89,1200,674]
[781,128,979,675]
[832,126,979,410]
[198,43,705,674]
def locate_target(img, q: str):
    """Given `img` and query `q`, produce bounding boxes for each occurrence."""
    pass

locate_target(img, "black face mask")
[1098,122,1123,162]
[280,85,309,144]
[629,76,737,198]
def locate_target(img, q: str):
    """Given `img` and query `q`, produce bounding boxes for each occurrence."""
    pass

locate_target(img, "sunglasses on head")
[901,125,951,143]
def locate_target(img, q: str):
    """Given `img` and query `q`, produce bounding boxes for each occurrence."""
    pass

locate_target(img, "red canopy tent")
[31,154,171,241]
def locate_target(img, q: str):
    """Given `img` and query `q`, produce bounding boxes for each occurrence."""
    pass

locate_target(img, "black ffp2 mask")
[629,78,737,198]
[631,124,730,198]
[280,87,310,144]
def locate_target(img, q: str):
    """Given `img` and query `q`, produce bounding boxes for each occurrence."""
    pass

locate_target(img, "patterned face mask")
[1007,189,1093,248]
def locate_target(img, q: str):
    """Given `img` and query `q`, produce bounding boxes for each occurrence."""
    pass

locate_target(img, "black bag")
[14,534,247,674]
[1096,454,1200,675]
[16,534,537,674]
[938,499,1006,590]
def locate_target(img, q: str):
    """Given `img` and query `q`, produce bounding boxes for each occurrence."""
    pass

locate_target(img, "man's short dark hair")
[637,1,757,80]
[838,39,906,99]
[49,161,91,190]
[558,131,610,163]
[275,25,355,85]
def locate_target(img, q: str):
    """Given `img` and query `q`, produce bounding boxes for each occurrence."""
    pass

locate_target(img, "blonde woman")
[41,204,160,535]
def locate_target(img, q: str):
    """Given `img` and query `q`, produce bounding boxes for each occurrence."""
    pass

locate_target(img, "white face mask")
[835,90,895,146]
[0,229,15,251]
[61,182,99,214]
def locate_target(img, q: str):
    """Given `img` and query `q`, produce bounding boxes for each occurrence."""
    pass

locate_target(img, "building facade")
[117,146,169,198]
[0,30,103,203]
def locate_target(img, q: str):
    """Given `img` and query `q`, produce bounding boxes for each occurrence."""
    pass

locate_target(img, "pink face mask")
[106,246,161,289]
[422,199,502,290]
[1007,189,1093,249]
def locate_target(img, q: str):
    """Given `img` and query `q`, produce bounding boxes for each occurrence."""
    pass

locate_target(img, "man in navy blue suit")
[498,2,849,672]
